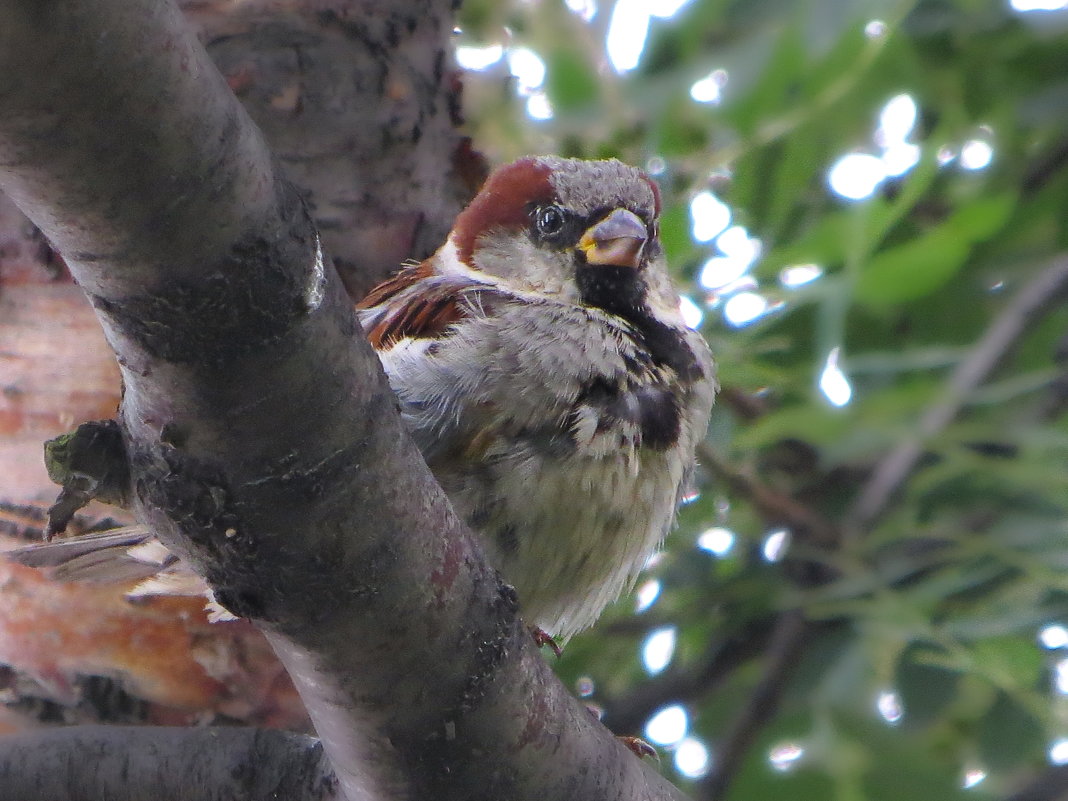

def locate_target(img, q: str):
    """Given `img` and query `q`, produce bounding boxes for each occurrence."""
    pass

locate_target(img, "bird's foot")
[619,736,658,760]
[529,626,563,658]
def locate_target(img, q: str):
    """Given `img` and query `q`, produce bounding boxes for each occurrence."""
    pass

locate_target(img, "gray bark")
[0,726,342,801]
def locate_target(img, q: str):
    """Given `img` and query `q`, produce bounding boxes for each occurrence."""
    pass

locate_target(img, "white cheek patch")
[378,336,439,361]
[472,230,582,303]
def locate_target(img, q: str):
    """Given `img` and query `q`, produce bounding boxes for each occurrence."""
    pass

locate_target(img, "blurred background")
[453,1,1068,798]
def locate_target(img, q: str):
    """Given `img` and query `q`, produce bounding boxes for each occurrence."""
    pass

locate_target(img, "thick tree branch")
[0,2,687,800]
[847,255,1068,532]
[182,0,472,298]
[0,726,341,801]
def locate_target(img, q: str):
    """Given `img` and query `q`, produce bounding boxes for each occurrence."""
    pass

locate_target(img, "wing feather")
[358,263,489,349]
[4,525,174,584]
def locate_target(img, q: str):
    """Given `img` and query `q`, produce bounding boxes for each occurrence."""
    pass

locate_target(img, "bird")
[10,156,717,644]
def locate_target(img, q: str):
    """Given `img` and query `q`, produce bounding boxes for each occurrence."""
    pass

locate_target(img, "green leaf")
[854,228,971,307]
[896,657,961,727]
[545,48,599,113]
[725,24,808,137]
[978,692,1047,772]
[944,192,1017,241]
[761,122,825,241]
[655,97,711,156]
[660,202,694,266]
[734,403,852,450]
[969,636,1045,692]
[759,211,851,277]
[854,191,1018,307]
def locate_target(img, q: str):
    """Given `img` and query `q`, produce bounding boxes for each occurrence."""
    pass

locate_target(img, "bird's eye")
[534,205,566,236]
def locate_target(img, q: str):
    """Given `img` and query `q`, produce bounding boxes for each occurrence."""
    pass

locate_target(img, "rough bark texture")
[0,726,342,801]
[0,0,472,515]
[0,1,687,799]
[0,0,473,733]
[180,0,472,299]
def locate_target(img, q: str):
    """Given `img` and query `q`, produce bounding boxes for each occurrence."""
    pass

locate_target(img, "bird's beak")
[577,208,648,269]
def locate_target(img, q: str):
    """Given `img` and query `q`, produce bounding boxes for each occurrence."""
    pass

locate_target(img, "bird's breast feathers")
[358,272,715,639]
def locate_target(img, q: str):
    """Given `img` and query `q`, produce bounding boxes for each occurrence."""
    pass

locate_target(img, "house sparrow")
[10,156,716,642]
[357,156,716,639]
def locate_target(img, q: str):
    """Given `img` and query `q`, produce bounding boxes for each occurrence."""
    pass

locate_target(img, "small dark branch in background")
[847,255,1068,533]
[1005,765,1068,801]
[1038,329,1068,422]
[696,610,809,801]
[600,621,776,736]
[698,443,839,549]
[717,386,773,422]
[1021,138,1068,198]
[0,726,342,801]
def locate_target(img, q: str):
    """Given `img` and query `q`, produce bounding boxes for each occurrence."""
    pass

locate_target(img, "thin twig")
[846,256,1068,533]
[600,621,776,736]
[697,609,809,801]
[716,386,773,422]
[698,443,839,548]
[1004,764,1068,801]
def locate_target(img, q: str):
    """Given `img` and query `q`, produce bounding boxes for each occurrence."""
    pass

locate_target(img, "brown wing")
[358,264,489,349]
[355,260,434,309]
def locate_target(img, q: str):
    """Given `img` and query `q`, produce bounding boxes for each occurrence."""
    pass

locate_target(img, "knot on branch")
[459,578,521,713]
[43,419,131,538]
[132,444,269,619]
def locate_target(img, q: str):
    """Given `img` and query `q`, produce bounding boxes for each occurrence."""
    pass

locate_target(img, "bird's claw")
[530,626,563,658]
[619,736,658,759]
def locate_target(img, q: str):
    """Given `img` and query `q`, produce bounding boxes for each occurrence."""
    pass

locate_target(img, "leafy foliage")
[458,1,1068,798]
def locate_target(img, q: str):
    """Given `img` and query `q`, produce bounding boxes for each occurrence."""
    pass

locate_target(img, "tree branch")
[846,256,1068,532]
[1004,765,1068,801]
[699,443,839,548]
[600,621,776,736]
[0,726,341,801]
[0,2,687,800]
[697,609,809,801]
[181,0,471,298]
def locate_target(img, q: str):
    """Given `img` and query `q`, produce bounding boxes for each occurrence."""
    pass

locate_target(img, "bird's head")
[445,156,683,327]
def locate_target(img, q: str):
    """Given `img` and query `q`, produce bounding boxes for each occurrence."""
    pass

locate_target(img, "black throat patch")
[576,264,703,383]
[575,264,646,315]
